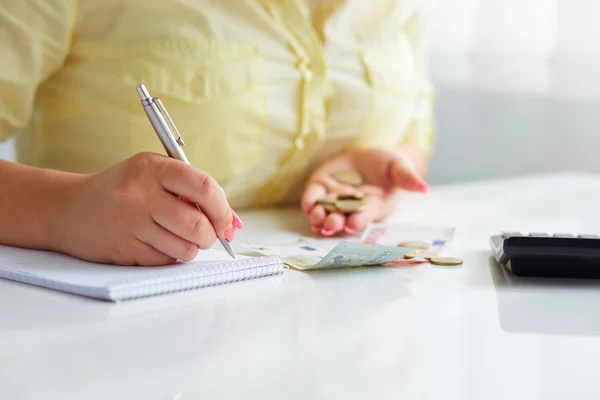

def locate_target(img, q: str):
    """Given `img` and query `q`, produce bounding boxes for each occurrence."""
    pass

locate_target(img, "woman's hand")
[54,152,242,266]
[301,147,428,236]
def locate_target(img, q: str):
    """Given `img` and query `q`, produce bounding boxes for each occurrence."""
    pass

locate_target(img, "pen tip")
[218,237,237,259]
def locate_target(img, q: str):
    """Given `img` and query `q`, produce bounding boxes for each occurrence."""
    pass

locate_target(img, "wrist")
[0,161,88,251]
[35,169,88,253]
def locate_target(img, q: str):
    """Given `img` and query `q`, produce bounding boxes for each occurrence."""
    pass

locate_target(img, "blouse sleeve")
[0,0,76,142]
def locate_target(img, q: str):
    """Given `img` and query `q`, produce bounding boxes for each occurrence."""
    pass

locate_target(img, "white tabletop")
[2,172,600,400]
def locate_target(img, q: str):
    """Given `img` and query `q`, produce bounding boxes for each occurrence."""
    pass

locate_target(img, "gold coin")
[317,200,338,213]
[324,203,338,213]
[404,250,436,259]
[404,250,423,259]
[316,199,334,204]
[429,257,463,266]
[334,199,365,214]
[337,192,365,201]
[331,170,363,187]
[397,241,430,250]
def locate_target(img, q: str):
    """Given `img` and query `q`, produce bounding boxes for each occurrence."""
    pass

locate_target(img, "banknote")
[360,222,456,265]
[360,222,455,250]
[244,240,410,270]
[311,241,410,269]
[244,240,330,270]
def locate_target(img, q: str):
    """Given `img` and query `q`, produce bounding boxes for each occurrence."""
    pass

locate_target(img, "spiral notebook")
[0,245,284,302]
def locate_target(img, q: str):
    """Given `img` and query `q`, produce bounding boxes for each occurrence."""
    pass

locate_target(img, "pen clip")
[154,97,185,147]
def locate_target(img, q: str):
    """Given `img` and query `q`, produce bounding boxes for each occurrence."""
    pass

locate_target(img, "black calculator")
[490,232,600,278]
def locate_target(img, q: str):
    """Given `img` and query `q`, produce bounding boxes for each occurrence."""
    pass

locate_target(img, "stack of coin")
[399,241,463,266]
[317,193,365,214]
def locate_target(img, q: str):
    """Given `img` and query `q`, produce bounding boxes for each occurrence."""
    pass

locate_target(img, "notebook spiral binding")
[108,255,284,301]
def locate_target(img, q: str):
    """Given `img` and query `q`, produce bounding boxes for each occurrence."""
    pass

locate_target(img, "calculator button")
[553,233,575,238]
[529,233,550,237]
[578,234,599,239]
[502,232,522,238]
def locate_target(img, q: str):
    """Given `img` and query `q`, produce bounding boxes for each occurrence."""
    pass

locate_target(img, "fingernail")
[224,224,235,242]
[231,210,243,229]
[311,224,321,233]
[344,226,356,234]
[418,181,429,193]
[321,228,335,236]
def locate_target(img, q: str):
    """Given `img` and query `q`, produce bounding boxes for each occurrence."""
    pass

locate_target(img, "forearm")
[0,160,82,250]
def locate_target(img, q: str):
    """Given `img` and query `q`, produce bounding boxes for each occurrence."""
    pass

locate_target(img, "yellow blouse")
[0,0,435,208]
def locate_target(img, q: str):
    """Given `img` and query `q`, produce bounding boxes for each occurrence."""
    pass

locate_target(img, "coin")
[323,203,338,213]
[331,170,363,187]
[397,241,430,250]
[334,199,365,214]
[404,250,436,259]
[429,257,463,266]
[337,192,365,201]
[317,199,338,213]
[404,250,423,259]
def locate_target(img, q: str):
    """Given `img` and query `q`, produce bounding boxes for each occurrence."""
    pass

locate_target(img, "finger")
[152,193,218,250]
[301,182,327,216]
[133,240,177,266]
[137,221,199,261]
[389,157,428,193]
[345,195,386,233]
[231,209,243,229]
[321,212,346,236]
[179,196,197,208]
[309,204,327,232]
[156,160,233,236]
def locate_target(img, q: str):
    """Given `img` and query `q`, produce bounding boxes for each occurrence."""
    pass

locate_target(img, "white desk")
[2,172,600,400]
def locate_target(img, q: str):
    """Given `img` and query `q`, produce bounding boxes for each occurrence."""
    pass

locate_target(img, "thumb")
[388,157,428,193]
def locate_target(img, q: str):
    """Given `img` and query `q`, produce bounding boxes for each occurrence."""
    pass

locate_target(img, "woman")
[0,0,435,265]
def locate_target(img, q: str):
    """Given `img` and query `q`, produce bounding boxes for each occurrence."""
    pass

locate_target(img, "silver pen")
[136,83,236,259]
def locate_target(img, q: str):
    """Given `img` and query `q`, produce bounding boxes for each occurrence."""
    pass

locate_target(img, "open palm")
[301,148,428,236]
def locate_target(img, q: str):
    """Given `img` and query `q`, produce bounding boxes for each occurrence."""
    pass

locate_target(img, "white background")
[2,0,600,185]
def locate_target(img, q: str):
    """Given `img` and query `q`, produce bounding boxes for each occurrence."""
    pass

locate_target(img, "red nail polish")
[344,226,356,234]
[418,182,429,193]
[321,229,335,236]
